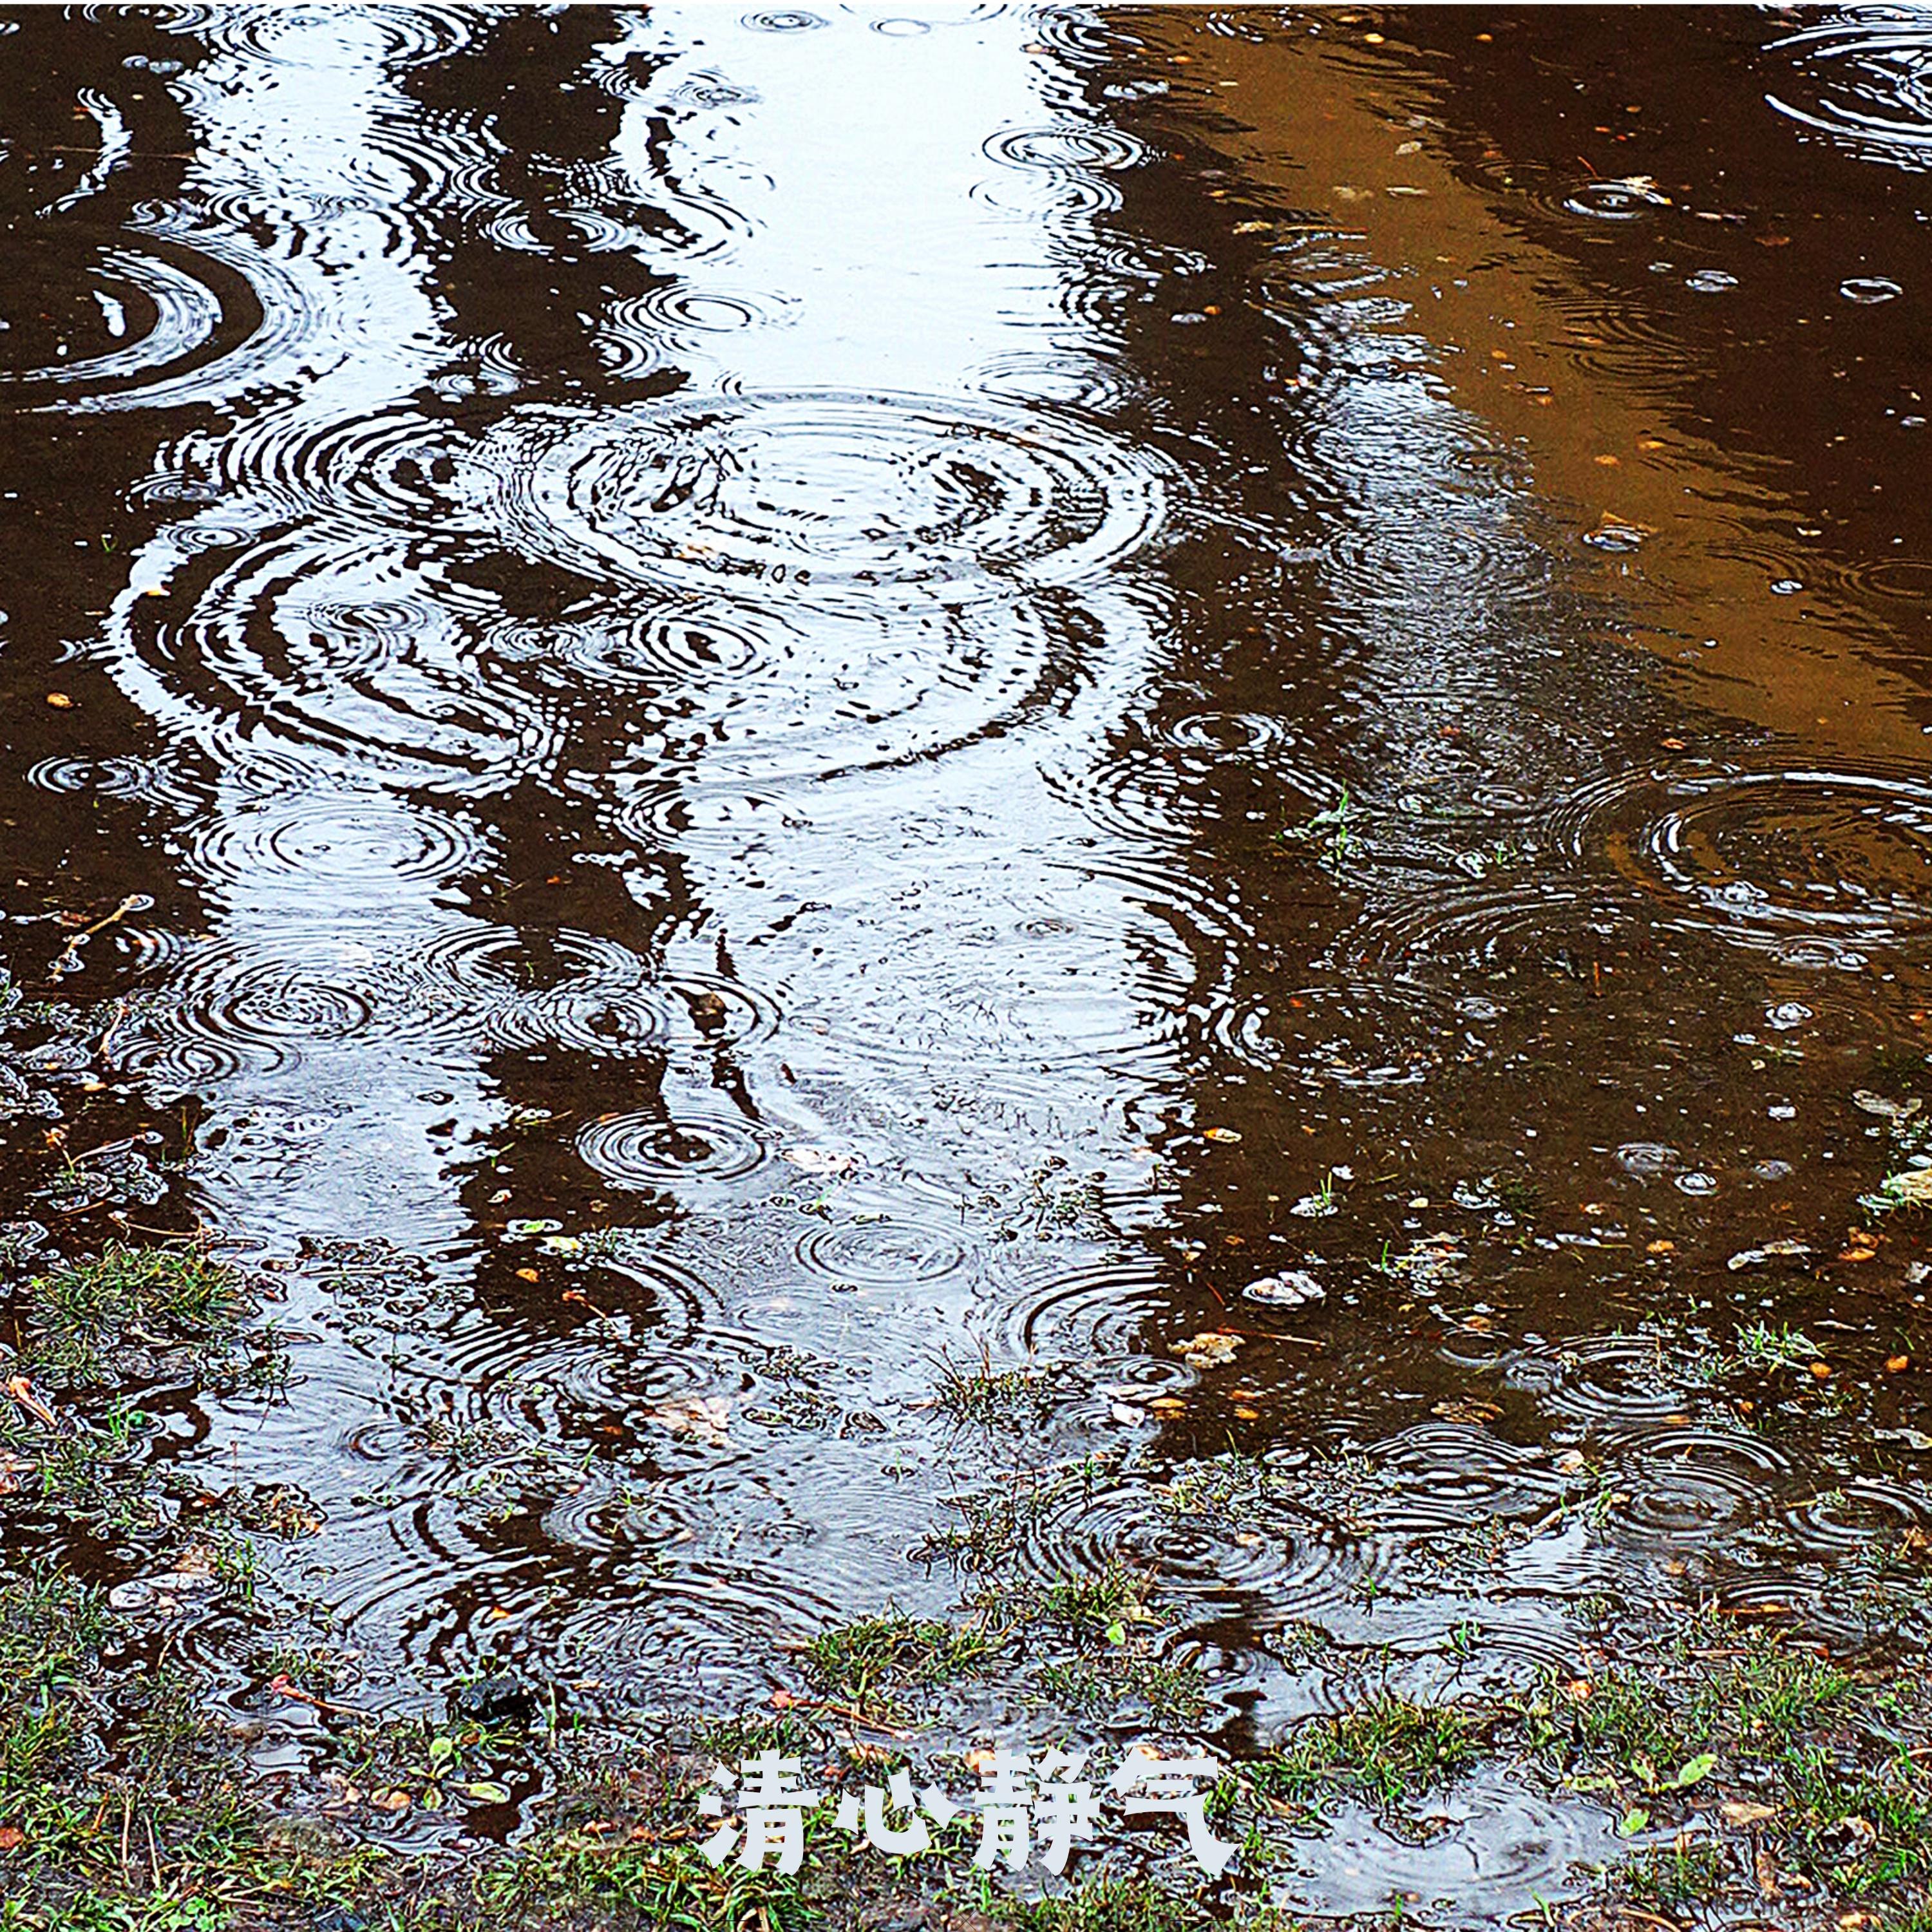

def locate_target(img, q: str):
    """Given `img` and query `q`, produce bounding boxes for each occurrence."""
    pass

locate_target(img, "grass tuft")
[798,1608,995,1712]
[21,1242,244,1384]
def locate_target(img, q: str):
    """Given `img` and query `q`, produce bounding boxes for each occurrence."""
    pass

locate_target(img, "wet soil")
[6,5,1932,1925]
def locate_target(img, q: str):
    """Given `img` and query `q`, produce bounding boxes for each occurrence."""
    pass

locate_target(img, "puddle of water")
[5,4,1932,1918]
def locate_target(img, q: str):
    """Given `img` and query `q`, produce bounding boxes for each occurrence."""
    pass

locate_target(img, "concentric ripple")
[578,1108,772,1192]
[489,586,1080,783]
[1556,763,1932,965]
[184,5,482,69]
[1344,880,1618,980]
[182,787,482,895]
[418,925,672,1061]
[1004,1469,1378,1628]
[797,1217,971,1287]
[27,753,204,813]
[1779,1476,1932,1557]
[1277,1770,1623,1922]
[605,283,797,361]
[109,527,553,794]
[468,390,1170,600]
[1561,177,1674,220]
[1503,1332,1701,1426]
[741,9,828,31]
[1009,1258,1178,1358]
[1602,1425,1794,1544]
[106,939,381,1079]
[983,125,1151,175]
[0,236,252,407]
[1767,11,1932,169]
[972,123,1151,215]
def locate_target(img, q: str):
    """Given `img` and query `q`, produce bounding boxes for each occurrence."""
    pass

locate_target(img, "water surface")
[5,4,1932,1913]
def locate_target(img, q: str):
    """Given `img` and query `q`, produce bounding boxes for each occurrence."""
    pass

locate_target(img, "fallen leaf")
[515,1267,540,1283]
[1887,1355,1911,1374]
[463,1781,512,1803]
[1721,1801,1777,1827]
[1202,1126,1243,1144]
[645,1396,730,1448]
[1243,1270,1325,1309]
[784,1146,859,1177]
[1432,1397,1502,1425]
[45,692,73,709]
[1727,1240,1814,1271]
[1853,1090,1922,1121]
[1170,1331,1243,1370]
[3,1376,57,1429]
[1836,1814,1878,1855]
[0,1827,23,1851]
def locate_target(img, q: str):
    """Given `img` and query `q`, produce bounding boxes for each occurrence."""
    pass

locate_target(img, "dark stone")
[446,1670,535,1727]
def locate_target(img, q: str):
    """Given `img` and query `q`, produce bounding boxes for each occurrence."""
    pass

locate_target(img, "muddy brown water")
[4,2,1932,1911]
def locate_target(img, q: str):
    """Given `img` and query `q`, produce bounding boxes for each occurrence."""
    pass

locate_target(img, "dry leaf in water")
[784,1147,859,1177]
[646,1396,730,1448]
[1170,1331,1243,1370]
[1431,1397,1502,1425]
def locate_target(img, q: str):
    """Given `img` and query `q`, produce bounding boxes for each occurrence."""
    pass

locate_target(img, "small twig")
[52,894,144,978]
[767,1689,910,1738]
[71,1134,145,1164]
[267,1671,366,1718]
